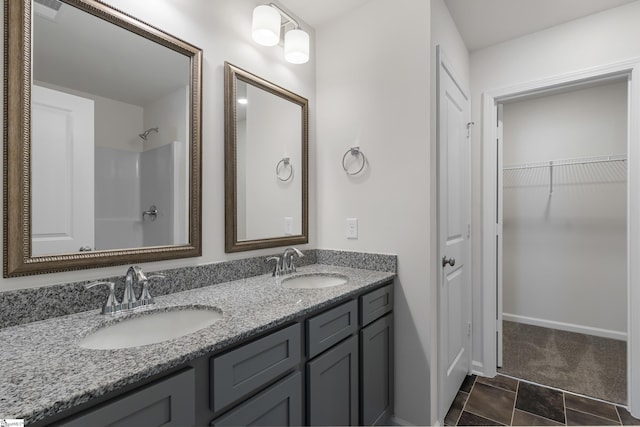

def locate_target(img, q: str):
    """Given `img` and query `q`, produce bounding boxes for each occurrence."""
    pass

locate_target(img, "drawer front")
[211,372,302,427]
[57,369,195,427]
[211,323,301,412]
[307,299,358,358]
[360,283,393,326]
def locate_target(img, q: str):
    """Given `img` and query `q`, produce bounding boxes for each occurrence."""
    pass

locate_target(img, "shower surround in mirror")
[95,142,187,251]
[31,82,190,255]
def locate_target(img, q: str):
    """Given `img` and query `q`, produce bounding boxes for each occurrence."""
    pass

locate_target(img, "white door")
[32,85,95,256]
[437,47,472,420]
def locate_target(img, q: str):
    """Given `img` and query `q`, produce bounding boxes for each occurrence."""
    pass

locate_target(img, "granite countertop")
[0,264,395,424]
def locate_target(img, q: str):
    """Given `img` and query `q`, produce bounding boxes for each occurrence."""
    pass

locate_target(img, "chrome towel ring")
[342,146,366,176]
[276,157,294,181]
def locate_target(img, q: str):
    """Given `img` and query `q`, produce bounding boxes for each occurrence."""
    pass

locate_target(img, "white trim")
[480,58,640,417]
[389,415,415,426]
[503,313,627,341]
[471,360,485,377]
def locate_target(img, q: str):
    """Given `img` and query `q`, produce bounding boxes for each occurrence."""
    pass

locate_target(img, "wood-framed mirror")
[4,0,202,277]
[224,62,308,252]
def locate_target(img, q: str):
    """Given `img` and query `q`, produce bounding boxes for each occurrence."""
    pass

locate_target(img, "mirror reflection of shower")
[139,127,159,141]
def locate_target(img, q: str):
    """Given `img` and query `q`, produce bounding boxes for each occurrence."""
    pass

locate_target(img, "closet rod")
[503,154,627,171]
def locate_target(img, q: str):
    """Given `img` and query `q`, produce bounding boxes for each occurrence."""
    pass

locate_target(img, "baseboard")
[503,313,627,341]
[471,360,485,376]
[388,415,414,426]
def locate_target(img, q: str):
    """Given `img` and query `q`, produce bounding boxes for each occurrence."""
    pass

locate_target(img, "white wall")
[316,1,430,423]
[316,0,468,424]
[502,81,627,337]
[142,86,189,151]
[0,0,316,291]
[470,0,640,366]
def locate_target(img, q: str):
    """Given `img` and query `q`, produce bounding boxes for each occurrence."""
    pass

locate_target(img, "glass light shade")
[284,29,309,64]
[252,5,281,46]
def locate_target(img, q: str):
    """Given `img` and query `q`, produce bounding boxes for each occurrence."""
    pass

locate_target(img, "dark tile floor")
[445,374,640,426]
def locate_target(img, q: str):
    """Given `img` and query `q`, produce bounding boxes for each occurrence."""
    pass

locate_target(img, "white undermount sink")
[79,307,222,350]
[281,273,349,289]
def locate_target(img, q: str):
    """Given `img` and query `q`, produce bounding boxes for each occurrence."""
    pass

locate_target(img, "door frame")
[480,58,640,415]
[436,45,473,422]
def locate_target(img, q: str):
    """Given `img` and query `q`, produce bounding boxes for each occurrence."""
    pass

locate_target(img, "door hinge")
[467,223,471,239]
[467,322,472,338]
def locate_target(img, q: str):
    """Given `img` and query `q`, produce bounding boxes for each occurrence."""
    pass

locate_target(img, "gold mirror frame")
[224,62,308,252]
[4,0,203,277]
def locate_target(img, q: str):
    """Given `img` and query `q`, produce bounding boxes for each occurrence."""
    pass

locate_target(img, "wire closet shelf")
[503,154,627,194]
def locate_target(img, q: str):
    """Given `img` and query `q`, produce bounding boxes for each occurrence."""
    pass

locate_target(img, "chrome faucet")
[266,247,304,277]
[281,247,304,274]
[85,265,166,315]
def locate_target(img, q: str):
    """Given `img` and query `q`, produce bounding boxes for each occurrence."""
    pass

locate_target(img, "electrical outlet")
[284,217,293,235]
[346,218,358,239]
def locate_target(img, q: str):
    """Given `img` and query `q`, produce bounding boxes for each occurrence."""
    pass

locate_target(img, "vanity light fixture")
[251,3,309,64]
[237,97,248,105]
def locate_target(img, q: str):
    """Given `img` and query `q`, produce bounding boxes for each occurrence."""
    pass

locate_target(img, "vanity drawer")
[211,323,301,412]
[307,299,358,358]
[211,372,302,426]
[56,368,195,427]
[360,284,393,327]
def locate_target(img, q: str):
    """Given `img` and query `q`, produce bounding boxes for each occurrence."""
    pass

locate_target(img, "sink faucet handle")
[84,281,118,315]
[140,273,166,303]
[266,256,281,277]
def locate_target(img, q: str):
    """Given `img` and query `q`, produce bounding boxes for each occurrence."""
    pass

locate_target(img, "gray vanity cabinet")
[306,300,360,426]
[55,368,195,427]
[360,284,394,426]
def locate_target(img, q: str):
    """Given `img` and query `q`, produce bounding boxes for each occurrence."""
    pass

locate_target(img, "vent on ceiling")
[34,0,63,21]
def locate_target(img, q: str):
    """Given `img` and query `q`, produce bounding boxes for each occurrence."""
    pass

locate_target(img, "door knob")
[442,256,456,267]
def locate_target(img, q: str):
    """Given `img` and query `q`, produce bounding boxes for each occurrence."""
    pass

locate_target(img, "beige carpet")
[498,321,627,404]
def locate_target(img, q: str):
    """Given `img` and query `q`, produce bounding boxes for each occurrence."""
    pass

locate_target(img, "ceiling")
[279,0,638,52]
[444,0,638,51]
[279,0,371,28]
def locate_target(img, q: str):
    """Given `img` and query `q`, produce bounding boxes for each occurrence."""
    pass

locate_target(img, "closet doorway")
[498,79,628,404]
[480,59,640,416]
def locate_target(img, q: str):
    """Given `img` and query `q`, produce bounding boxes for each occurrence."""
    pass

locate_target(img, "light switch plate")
[346,218,358,239]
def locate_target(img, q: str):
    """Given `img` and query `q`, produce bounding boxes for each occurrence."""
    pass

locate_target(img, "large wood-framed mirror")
[224,62,308,252]
[4,0,202,277]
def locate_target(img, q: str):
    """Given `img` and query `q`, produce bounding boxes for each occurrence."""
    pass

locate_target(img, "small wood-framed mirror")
[224,62,308,252]
[4,0,203,277]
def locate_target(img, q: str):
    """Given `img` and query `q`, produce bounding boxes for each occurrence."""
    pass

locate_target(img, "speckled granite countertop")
[0,264,394,424]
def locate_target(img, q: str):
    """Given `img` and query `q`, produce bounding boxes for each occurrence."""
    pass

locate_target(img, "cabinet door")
[211,372,302,426]
[307,335,358,426]
[361,313,394,426]
[56,369,195,427]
